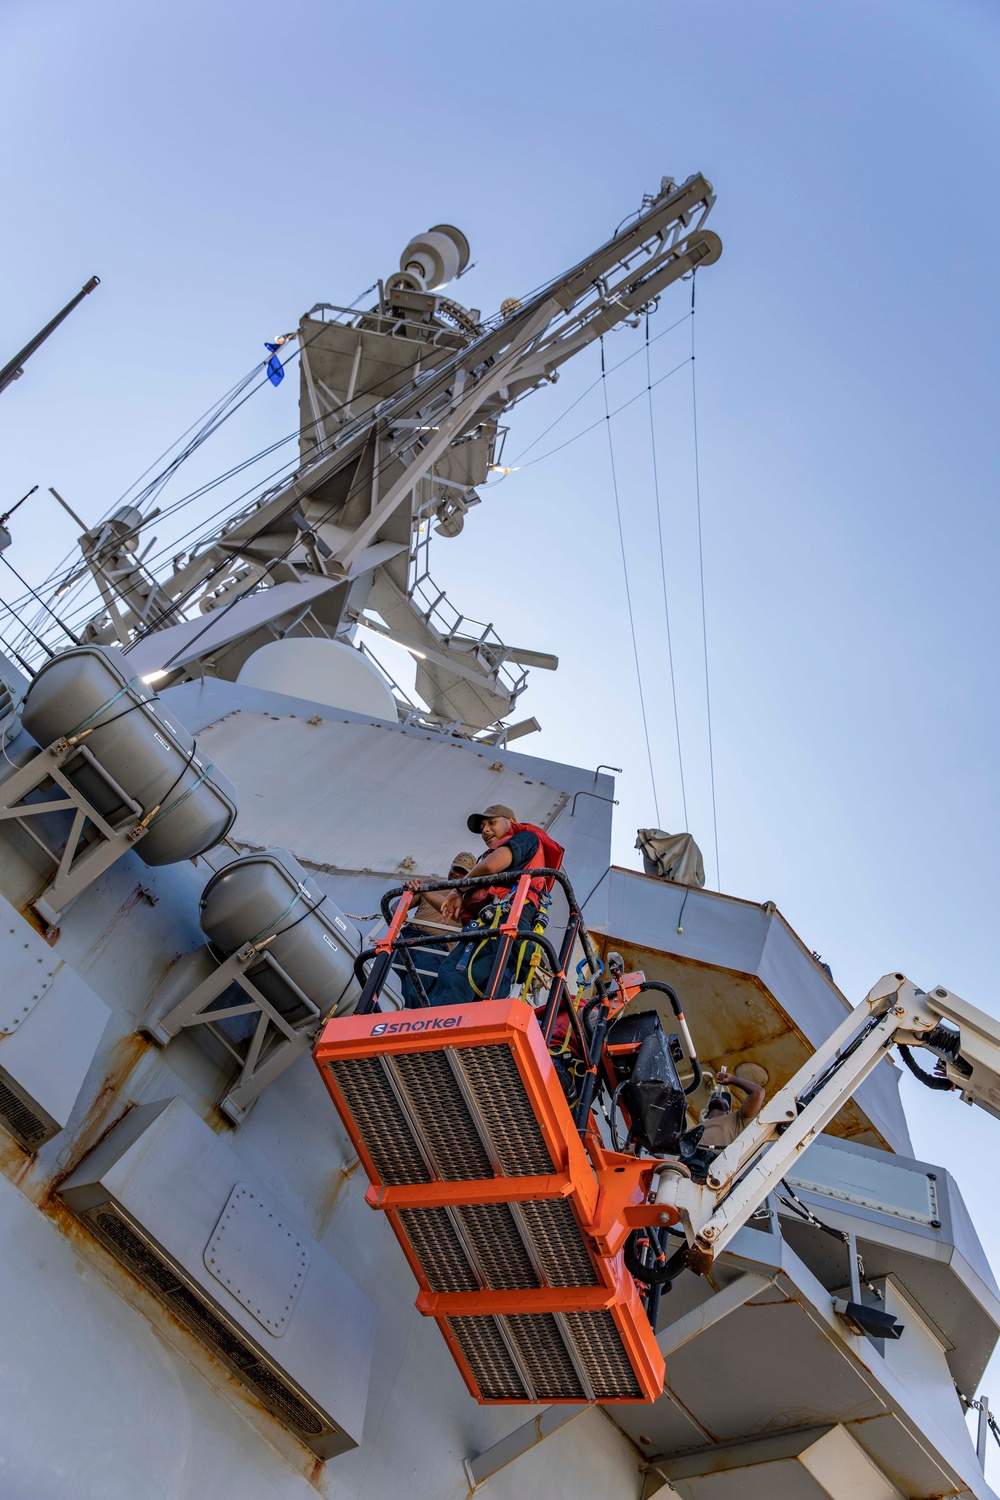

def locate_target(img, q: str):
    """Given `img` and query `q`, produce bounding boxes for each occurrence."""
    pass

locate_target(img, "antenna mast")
[0,276,100,395]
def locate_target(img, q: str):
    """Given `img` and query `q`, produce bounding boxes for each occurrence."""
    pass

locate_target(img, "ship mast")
[65,179,720,742]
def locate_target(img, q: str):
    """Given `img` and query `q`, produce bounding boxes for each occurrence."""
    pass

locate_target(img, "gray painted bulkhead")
[0,673,994,1499]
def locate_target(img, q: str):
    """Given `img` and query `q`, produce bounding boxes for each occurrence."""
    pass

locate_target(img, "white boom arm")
[656,973,1000,1269]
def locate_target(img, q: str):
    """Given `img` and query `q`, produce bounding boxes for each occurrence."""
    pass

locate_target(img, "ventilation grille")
[399,1195,596,1294]
[328,1057,429,1185]
[457,1202,540,1288]
[445,1309,641,1402]
[321,1023,658,1403]
[398,1208,478,1293]
[518,1199,598,1287]
[564,1310,643,1399]
[449,1315,524,1401]
[85,1207,334,1442]
[507,1313,584,1398]
[393,1051,492,1179]
[0,1072,53,1150]
[456,1045,554,1175]
[326,1043,555,1189]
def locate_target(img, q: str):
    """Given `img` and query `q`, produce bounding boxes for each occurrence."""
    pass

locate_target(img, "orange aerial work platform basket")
[313,868,700,1406]
[315,996,666,1403]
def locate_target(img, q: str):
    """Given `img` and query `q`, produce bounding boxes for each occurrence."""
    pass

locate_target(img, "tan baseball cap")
[467,804,515,833]
[449,851,477,872]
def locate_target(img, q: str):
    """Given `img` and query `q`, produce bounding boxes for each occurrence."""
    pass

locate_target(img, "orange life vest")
[483,822,564,909]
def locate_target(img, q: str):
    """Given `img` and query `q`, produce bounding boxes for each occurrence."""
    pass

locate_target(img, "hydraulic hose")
[379,867,609,1002]
[897,1043,953,1092]
[574,1004,609,1130]
[624,1231,688,1286]
[633,981,703,1095]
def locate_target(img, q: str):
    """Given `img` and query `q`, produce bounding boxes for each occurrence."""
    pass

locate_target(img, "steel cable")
[519,354,692,471]
[6,291,381,646]
[508,310,691,468]
[646,311,689,830]
[689,273,720,888]
[601,336,660,825]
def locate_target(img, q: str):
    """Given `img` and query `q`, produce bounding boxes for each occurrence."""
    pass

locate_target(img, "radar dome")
[236,638,398,720]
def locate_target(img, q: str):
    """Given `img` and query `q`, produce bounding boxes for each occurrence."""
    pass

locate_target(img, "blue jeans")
[428,904,538,1007]
[391,925,449,1006]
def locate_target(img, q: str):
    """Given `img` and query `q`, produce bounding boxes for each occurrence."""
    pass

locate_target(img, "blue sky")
[3,0,1000,1459]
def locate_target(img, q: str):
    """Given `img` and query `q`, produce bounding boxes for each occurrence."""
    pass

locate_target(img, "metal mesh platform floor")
[314,997,665,1404]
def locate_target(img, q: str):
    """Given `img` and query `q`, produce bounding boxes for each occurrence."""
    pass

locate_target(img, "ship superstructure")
[0,177,998,1500]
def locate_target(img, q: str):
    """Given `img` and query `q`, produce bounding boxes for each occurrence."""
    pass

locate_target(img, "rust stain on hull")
[42,1033,153,1204]
[0,1128,40,1190]
[317,1155,361,1235]
[595,934,892,1148]
[79,884,150,966]
[17,898,54,943]
[38,1192,321,1480]
[0,1096,322,1480]
[0,1022,326,1481]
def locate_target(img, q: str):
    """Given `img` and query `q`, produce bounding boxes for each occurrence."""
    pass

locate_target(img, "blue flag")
[264,333,295,387]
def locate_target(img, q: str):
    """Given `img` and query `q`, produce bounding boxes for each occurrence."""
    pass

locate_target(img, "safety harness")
[481,822,565,906]
[464,823,565,1000]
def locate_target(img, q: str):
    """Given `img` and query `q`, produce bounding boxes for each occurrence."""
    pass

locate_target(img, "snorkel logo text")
[370,1015,464,1036]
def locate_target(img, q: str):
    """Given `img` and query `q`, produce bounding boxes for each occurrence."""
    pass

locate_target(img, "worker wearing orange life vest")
[428,804,563,1007]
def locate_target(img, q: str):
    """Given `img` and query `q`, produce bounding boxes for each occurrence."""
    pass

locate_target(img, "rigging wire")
[114,301,693,703]
[120,383,473,665]
[0,620,35,674]
[23,363,286,642]
[0,555,81,647]
[10,268,670,652]
[118,364,263,512]
[509,310,691,469]
[600,336,660,826]
[44,426,342,650]
[4,300,401,656]
[120,281,646,658]
[14,361,278,630]
[689,273,721,889]
[960,1392,1000,1453]
[132,281,665,681]
[119,284,372,527]
[646,310,689,831]
[519,355,692,472]
[0,588,56,659]
[13,240,685,647]
[128,367,267,515]
[107,282,379,529]
[9,289,378,635]
[3,377,288,656]
[7,264,688,689]
[120,344,490,654]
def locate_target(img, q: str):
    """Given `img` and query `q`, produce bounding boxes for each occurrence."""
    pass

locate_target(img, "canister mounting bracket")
[0,737,149,924]
[142,942,322,1124]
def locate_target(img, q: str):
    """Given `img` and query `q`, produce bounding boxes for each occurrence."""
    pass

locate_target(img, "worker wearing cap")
[682,1067,765,1178]
[407,851,478,933]
[427,805,563,1007]
[396,852,477,1005]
